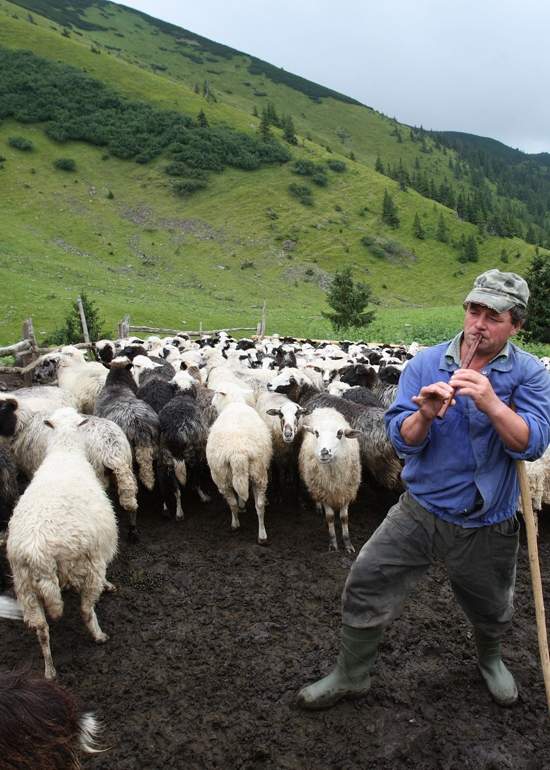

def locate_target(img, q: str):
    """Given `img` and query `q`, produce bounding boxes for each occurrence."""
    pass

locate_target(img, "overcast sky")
[117,0,549,154]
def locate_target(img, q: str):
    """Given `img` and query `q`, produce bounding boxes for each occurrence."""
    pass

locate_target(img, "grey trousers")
[342,491,520,639]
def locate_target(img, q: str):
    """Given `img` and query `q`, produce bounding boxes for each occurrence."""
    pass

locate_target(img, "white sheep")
[299,407,362,553]
[0,396,138,537]
[7,385,75,413]
[57,348,108,414]
[206,389,272,544]
[7,407,118,679]
[518,447,550,514]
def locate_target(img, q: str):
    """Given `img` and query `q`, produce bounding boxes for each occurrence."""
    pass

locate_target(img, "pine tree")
[258,108,272,142]
[375,155,385,175]
[524,253,550,342]
[464,234,479,262]
[265,101,280,127]
[48,292,106,345]
[436,213,449,243]
[282,114,297,145]
[321,267,376,332]
[252,105,258,117]
[193,82,200,94]
[382,190,400,228]
[413,212,425,239]
[197,109,209,128]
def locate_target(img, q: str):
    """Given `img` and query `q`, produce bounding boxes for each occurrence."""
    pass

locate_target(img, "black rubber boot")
[296,625,383,710]
[475,631,518,706]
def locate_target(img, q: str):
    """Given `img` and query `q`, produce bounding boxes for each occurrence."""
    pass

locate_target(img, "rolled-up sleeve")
[385,356,431,458]
[505,362,550,461]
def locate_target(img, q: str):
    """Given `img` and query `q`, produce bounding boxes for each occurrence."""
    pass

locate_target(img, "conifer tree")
[436,213,449,243]
[252,105,258,117]
[524,253,550,341]
[413,212,425,239]
[197,109,209,128]
[282,114,297,145]
[382,190,400,228]
[265,102,280,127]
[258,108,272,141]
[464,234,479,262]
[375,155,385,175]
[322,267,376,332]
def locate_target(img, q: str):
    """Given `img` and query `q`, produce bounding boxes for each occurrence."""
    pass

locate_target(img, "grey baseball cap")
[464,269,529,312]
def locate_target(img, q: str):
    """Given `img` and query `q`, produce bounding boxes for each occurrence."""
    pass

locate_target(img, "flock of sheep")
[0,329,549,687]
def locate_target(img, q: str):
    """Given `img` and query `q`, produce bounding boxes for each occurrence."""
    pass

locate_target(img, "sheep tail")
[230,454,249,505]
[135,445,156,491]
[112,464,138,512]
[79,712,109,754]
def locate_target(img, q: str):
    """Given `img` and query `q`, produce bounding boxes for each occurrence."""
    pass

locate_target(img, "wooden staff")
[516,458,550,715]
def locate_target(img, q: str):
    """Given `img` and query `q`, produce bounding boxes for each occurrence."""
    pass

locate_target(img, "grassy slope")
[0,0,546,350]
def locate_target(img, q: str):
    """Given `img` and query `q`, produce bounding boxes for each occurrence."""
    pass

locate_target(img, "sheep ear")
[78,418,89,428]
[344,429,362,439]
[44,419,54,429]
[216,390,227,397]
[3,398,18,411]
[180,361,188,370]
[266,408,282,417]
[303,424,315,435]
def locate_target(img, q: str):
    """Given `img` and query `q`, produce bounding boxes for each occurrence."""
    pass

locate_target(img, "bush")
[172,178,208,196]
[8,136,33,151]
[53,157,76,171]
[288,183,313,206]
[327,159,346,172]
[240,260,255,269]
[312,172,328,187]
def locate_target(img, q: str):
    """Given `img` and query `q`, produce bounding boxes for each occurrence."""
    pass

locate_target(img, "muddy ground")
[1,478,549,770]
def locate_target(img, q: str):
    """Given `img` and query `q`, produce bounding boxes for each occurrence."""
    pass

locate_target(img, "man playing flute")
[297,269,550,709]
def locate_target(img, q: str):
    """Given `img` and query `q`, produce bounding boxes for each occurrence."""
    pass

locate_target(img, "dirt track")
[2,480,550,770]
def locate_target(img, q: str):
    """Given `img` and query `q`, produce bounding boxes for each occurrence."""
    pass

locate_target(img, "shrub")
[288,183,313,206]
[8,136,33,151]
[240,260,255,269]
[312,172,328,187]
[292,159,317,176]
[172,178,208,196]
[524,253,550,342]
[53,157,76,171]
[327,159,346,172]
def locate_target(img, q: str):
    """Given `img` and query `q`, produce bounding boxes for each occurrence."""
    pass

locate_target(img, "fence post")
[77,296,90,344]
[118,315,130,339]
[20,318,38,386]
[260,300,267,338]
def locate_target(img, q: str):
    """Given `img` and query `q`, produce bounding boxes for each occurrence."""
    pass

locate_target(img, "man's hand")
[411,381,456,421]
[449,369,501,416]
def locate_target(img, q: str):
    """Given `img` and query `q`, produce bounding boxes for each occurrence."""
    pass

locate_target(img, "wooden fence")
[0,299,268,389]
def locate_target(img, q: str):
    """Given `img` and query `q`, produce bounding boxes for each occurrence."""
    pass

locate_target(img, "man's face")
[463,302,521,357]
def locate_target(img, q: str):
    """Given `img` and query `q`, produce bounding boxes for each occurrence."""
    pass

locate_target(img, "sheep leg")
[37,623,57,680]
[218,484,240,531]
[252,482,268,546]
[103,579,117,593]
[80,569,109,643]
[339,503,355,554]
[324,504,338,552]
[175,484,184,521]
[196,485,211,503]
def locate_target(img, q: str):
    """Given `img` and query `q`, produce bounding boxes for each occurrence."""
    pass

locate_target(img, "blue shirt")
[384,336,550,527]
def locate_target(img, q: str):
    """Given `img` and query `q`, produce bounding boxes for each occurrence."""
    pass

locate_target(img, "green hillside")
[0,0,547,347]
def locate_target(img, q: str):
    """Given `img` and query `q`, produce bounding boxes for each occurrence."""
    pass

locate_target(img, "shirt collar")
[440,332,512,372]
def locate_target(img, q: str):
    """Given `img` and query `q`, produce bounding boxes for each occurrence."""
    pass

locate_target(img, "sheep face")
[0,398,18,437]
[266,404,305,444]
[304,423,361,463]
[33,354,61,385]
